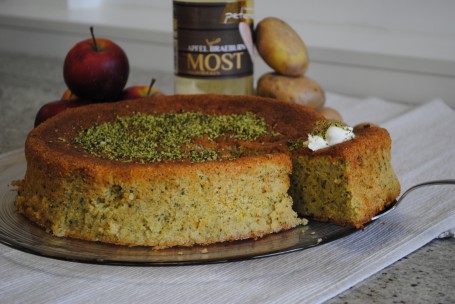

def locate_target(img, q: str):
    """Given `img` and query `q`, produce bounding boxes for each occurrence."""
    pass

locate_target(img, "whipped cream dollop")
[308,125,355,151]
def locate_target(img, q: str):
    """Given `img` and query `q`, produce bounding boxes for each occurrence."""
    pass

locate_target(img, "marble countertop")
[0,51,453,303]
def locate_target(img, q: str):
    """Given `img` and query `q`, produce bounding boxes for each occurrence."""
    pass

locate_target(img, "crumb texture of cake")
[290,124,401,228]
[16,152,300,248]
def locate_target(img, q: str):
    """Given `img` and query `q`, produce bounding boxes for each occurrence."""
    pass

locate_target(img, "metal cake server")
[371,179,455,221]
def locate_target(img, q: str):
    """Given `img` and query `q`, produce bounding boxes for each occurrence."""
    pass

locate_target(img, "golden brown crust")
[27,94,323,169]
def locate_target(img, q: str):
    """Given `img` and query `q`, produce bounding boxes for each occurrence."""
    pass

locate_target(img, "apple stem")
[90,26,99,52]
[146,78,156,96]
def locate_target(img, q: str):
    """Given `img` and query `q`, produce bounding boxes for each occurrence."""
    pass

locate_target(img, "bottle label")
[174,1,254,79]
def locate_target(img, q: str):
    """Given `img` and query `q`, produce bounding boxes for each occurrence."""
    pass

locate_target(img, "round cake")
[15,94,400,248]
[15,94,322,248]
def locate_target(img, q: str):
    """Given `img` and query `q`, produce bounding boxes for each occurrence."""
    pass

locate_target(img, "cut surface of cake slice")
[289,123,401,228]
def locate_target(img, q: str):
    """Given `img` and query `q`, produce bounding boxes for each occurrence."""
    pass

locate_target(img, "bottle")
[173,0,254,95]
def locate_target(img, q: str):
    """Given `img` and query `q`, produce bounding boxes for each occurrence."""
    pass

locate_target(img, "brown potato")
[255,17,309,76]
[256,72,325,110]
[319,107,342,122]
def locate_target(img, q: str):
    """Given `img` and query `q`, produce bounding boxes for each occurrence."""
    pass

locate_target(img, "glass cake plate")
[0,150,360,266]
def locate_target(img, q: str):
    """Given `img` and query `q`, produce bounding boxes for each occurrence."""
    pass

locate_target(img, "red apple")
[63,26,129,102]
[121,79,164,100]
[34,100,91,127]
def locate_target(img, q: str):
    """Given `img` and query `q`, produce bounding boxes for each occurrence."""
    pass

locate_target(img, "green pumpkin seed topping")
[74,112,277,163]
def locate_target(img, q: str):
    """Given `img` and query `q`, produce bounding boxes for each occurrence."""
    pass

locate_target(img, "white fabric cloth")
[1,94,454,304]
